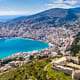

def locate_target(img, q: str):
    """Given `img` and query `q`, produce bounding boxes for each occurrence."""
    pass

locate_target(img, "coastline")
[0,37,53,60]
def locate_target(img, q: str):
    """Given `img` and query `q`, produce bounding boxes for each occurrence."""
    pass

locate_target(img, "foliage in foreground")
[70,32,80,56]
[0,58,72,80]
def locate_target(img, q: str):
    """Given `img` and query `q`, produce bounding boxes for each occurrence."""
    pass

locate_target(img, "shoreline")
[0,37,53,60]
[1,47,49,60]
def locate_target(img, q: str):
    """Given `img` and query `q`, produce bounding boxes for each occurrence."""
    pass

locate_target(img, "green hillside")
[0,58,71,80]
[70,32,80,56]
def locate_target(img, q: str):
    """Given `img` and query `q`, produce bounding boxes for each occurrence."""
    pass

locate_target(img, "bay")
[0,38,49,59]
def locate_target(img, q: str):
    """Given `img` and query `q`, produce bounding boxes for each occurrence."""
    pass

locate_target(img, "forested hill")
[70,32,80,56]
[0,7,80,28]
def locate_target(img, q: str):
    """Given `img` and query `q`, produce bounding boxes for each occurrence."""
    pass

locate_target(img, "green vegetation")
[0,58,72,80]
[70,32,80,56]
[44,64,72,80]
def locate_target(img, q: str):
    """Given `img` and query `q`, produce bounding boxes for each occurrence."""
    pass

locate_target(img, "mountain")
[0,7,80,28]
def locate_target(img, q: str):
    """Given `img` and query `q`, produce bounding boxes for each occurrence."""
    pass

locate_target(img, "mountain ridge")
[0,7,80,28]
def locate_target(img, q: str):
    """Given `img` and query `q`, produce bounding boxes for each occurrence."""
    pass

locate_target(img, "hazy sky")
[0,0,80,15]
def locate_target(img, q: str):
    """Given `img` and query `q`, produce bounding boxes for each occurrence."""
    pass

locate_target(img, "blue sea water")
[0,38,49,59]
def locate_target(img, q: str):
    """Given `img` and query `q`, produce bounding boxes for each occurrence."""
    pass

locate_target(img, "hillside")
[0,7,80,28]
[70,32,80,56]
[0,58,72,80]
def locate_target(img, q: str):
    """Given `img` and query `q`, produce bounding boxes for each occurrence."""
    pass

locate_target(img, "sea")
[0,38,49,59]
[0,15,21,22]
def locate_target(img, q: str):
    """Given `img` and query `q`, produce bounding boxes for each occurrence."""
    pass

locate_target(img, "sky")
[0,0,80,15]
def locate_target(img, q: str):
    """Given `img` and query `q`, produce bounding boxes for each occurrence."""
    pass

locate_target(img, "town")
[0,22,80,80]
